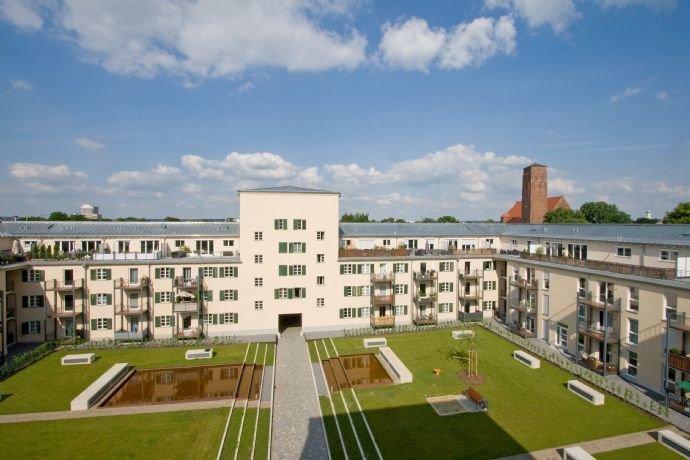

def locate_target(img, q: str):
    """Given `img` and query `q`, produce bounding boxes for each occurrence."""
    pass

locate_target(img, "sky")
[1,0,689,221]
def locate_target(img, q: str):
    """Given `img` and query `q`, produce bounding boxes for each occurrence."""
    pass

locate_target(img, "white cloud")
[440,16,516,69]
[597,0,677,11]
[58,0,367,80]
[0,0,43,31]
[485,0,580,34]
[323,163,388,185]
[107,164,181,188]
[76,137,104,152]
[610,86,641,102]
[656,91,669,101]
[378,18,446,72]
[237,81,255,93]
[10,162,87,180]
[182,152,301,181]
[10,79,33,90]
[550,177,584,194]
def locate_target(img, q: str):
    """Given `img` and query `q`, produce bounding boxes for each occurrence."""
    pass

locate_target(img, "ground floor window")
[21,321,41,335]
[439,303,453,313]
[394,305,407,316]
[628,351,638,377]
[557,324,568,348]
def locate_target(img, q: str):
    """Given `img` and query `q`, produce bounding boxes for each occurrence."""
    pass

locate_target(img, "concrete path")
[271,327,329,460]
[494,426,676,460]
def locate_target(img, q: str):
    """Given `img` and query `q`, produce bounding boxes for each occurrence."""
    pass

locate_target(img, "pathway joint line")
[339,390,366,459]
[250,343,269,460]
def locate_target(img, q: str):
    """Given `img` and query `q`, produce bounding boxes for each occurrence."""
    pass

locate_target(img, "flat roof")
[238,186,339,195]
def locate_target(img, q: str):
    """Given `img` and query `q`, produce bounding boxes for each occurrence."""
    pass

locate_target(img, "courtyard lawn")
[325,327,664,459]
[596,442,683,459]
[0,408,227,460]
[0,343,249,414]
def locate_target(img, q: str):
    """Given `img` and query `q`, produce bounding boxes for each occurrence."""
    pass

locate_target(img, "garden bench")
[464,387,488,412]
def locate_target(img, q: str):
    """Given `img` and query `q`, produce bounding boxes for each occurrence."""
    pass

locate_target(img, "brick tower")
[521,163,548,224]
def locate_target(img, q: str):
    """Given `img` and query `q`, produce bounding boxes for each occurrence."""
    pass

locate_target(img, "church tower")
[521,164,548,224]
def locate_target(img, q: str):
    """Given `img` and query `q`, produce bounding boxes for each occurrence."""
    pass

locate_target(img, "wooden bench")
[464,387,488,412]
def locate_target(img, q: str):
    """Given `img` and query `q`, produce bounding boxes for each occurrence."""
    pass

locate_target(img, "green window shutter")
[370,264,374,273]
[90,294,96,305]
[213,314,218,325]
[288,266,294,276]
[404,305,408,315]
[106,319,112,330]
[274,289,279,299]
[233,313,238,324]
[22,270,28,282]
[450,262,455,271]
[105,269,112,280]
[288,243,294,254]
[233,267,238,278]
[220,291,226,301]
[356,264,361,274]
[339,308,344,319]
[449,303,453,312]
[106,294,112,305]
[90,269,96,281]
[219,267,225,278]
[303,242,306,252]
[219,314,225,325]
[155,268,161,279]
[198,267,203,277]
[233,290,238,301]
[343,286,348,296]
[404,264,409,273]
[206,291,213,302]
[288,289,294,299]
[155,316,161,327]
[302,265,306,276]
[357,308,362,318]
[450,283,454,292]
[274,219,279,230]
[213,267,218,278]
[404,285,408,294]
[170,315,175,327]
[279,265,287,276]
[39,270,45,281]
[155,292,161,303]
[90,319,96,330]
[279,242,287,253]
[340,265,345,274]
[393,265,398,273]
[302,288,306,298]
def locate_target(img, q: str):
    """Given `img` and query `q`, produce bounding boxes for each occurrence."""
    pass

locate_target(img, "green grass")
[331,390,363,458]
[220,407,245,459]
[342,389,379,459]
[320,396,346,460]
[325,327,664,459]
[596,442,683,459]
[237,407,258,459]
[253,408,271,460]
[0,344,248,414]
[0,409,227,460]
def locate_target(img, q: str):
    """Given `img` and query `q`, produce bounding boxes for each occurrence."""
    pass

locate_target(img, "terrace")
[174,276,199,290]
[371,315,395,328]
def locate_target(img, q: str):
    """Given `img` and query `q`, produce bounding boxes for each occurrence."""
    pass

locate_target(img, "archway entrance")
[278,314,302,333]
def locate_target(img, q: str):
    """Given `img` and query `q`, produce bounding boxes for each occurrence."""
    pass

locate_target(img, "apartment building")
[1,186,689,409]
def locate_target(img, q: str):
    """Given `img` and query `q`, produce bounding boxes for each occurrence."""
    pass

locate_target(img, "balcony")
[114,330,144,341]
[52,305,82,317]
[413,313,437,326]
[459,290,482,301]
[372,294,394,306]
[340,248,409,258]
[6,306,15,320]
[174,277,199,290]
[578,321,618,341]
[580,356,617,375]
[173,301,199,313]
[176,327,202,339]
[116,277,150,290]
[509,277,538,289]
[458,311,483,322]
[458,269,484,280]
[371,272,394,283]
[668,351,690,373]
[117,304,146,316]
[371,315,395,328]
[415,293,437,304]
[414,270,437,282]
[510,302,537,315]
[669,312,690,333]
[45,279,83,292]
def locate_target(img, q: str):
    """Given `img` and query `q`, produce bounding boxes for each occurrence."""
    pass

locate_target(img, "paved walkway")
[271,328,329,460]
[494,426,676,460]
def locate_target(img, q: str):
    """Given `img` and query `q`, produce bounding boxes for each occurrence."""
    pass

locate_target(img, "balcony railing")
[372,294,394,305]
[580,356,617,375]
[176,327,202,339]
[510,302,536,314]
[459,291,482,300]
[415,293,437,304]
[52,305,82,317]
[371,272,395,283]
[371,315,395,328]
[458,269,484,280]
[669,312,690,333]
[117,304,146,315]
[174,277,199,290]
[6,306,16,319]
[578,320,618,341]
[579,291,618,310]
[414,270,437,281]
[458,311,483,322]
[45,279,83,291]
[339,248,497,258]
[173,301,199,313]
[509,277,538,289]
[413,314,437,326]
[668,351,690,372]
[116,277,150,289]
[516,252,677,280]
[339,248,409,258]
[114,330,144,341]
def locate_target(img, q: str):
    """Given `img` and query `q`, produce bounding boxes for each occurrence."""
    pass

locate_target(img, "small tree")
[53,243,60,258]
[544,208,588,223]
[437,215,460,223]
[38,244,46,259]
[663,202,690,224]
[46,245,52,259]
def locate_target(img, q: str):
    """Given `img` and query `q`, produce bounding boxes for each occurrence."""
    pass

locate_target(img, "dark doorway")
[279,314,302,332]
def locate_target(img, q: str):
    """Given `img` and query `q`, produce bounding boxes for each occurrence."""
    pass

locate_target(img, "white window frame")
[223,313,236,324]
[317,276,325,285]
[382,239,391,246]
[628,318,639,345]
[159,267,172,279]
[628,286,639,312]
[440,262,452,272]
[342,307,354,319]
[254,301,263,311]
[317,231,325,240]
[27,270,42,282]
[254,231,263,241]
[95,318,109,330]
[317,254,325,263]
[254,254,263,264]
[96,293,108,306]
[616,247,632,258]
[160,292,172,303]
[628,351,638,377]
[28,320,41,334]
[223,240,234,247]
[160,316,172,327]
[660,250,678,261]
[95,268,109,281]
[439,282,452,293]
[277,288,288,299]
[557,324,568,348]
[317,298,325,307]
[254,278,263,287]
[202,267,214,278]
[439,303,452,313]
[543,272,550,290]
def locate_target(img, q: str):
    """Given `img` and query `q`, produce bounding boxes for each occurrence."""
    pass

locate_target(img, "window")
[95,318,111,330]
[223,313,238,324]
[93,268,111,281]
[158,292,172,303]
[220,266,238,278]
[196,240,214,254]
[254,278,263,287]
[344,286,353,297]
[96,293,109,306]
[159,267,173,279]
[254,231,263,241]
[23,240,37,250]
[202,267,216,278]
[439,282,453,293]
[616,247,632,258]
[254,301,263,311]
[141,240,160,253]
[217,290,235,301]
[439,303,453,313]
[340,307,355,319]
[628,287,639,312]
[440,262,454,272]
[483,281,496,291]
[274,219,288,230]
[394,284,408,295]
[407,239,418,249]
[202,290,213,301]
[81,240,98,252]
[22,270,44,282]
[483,261,494,271]
[317,298,325,307]
[290,265,305,276]
[203,314,215,325]
[483,300,496,311]
[175,240,185,247]
[543,272,550,290]
[317,276,325,285]
[55,240,75,253]
[223,240,234,247]
[578,278,586,298]
[382,239,391,246]
[599,282,614,304]
[394,305,408,316]
[22,295,44,308]
[317,254,325,263]
[23,320,41,334]
[341,264,353,274]
[276,288,288,299]
[359,286,370,296]
[567,243,588,260]
[628,319,639,345]
[159,316,172,327]
[254,254,263,264]
[542,295,550,315]
[511,239,518,250]
[557,324,568,348]
[117,240,130,253]
[290,242,305,253]
[393,263,408,273]
[664,293,677,320]
[577,304,586,323]
[293,219,306,230]
[628,351,638,377]
[317,231,325,240]
[660,250,678,261]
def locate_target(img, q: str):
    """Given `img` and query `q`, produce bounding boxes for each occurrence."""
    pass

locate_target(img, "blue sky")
[1,0,688,220]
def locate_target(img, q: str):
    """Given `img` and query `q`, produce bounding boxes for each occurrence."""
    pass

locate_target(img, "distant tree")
[19,216,46,221]
[544,208,589,224]
[48,211,70,221]
[341,213,371,223]
[485,219,496,223]
[664,202,690,224]
[116,217,147,222]
[68,214,87,221]
[381,217,396,223]
[31,244,39,259]
[164,216,181,222]
[437,215,460,223]
[418,217,437,223]
[635,217,660,224]
[579,201,631,224]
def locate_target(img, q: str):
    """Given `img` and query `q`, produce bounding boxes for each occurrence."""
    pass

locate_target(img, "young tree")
[664,202,690,224]
[579,201,631,223]
[341,213,371,223]
[48,211,70,221]
[437,215,460,223]
[544,208,588,224]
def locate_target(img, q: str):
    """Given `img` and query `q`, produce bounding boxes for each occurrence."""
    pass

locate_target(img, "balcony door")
[183,267,192,282]
[129,268,138,284]
[378,306,386,317]
[64,269,73,286]
[63,318,74,337]
[130,318,139,333]
[379,264,386,275]
[129,292,139,309]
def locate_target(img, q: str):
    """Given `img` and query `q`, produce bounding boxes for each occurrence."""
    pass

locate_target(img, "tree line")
[545,201,690,224]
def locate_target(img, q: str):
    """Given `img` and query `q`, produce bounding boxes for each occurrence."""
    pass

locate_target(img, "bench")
[567,380,604,406]
[185,348,213,360]
[364,338,387,348]
[464,387,488,412]
[513,350,540,369]
[71,363,129,411]
[657,429,690,458]
[452,330,474,340]
[61,353,96,366]
[562,446,595,460]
